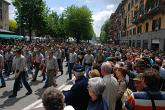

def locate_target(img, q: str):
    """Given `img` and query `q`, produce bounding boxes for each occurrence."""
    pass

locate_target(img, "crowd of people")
[0,41,165,110]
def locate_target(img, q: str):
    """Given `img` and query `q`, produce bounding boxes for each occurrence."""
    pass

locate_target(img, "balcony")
[132,5,164,25]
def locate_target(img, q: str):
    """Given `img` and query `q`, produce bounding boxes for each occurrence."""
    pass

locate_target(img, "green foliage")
[12,0,47,41]
[12,1,94,42]
[100,19,109,43]
[9,19,17,32]
[64,5,94,43]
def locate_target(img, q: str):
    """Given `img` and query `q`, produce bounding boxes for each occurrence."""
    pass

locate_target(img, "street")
[0,62,73,110]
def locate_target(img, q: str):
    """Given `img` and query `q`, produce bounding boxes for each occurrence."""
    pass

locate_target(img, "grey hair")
[101,62,113,74]
[88,77,106,96]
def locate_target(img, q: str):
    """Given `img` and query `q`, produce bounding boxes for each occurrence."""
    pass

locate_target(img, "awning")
[152,39,160,44]
[0,34,23,39]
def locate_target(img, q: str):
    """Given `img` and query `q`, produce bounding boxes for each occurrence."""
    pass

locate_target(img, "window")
[152,18,161,31]
[137,25,142,33]
[146,22,149,32]
[137,40,141,48]
[158,18,161,30]
[152,20,156,31]
[129,40,132,47]
[129,30,131,36]
[128,3,131,11]
[132,0,134,6]
[143,40,148,49]
[0,9,2,21]
[0,1,2,8]
[132,40,136,47]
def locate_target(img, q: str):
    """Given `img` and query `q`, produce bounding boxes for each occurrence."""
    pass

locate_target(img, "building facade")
[110,0,165,51]
[0,0,10,30]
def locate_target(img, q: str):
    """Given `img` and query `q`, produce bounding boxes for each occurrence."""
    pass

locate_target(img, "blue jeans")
[13,71,32,95]
[0,70,5,86]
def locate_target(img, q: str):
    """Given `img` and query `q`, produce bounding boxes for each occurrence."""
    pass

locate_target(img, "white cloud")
[59,7,65,12]
[92,4,115,37]
[50,6,65,14]
[84,0,122,5]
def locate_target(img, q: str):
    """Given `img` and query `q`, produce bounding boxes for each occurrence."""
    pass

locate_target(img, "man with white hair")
[101,62,119,110]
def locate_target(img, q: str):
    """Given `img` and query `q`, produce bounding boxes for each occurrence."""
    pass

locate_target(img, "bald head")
[101,62,113,76]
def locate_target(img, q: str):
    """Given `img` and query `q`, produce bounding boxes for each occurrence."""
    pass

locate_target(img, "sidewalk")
[22,79,74,110]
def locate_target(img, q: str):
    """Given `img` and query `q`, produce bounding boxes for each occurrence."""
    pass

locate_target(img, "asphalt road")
[0,62,71,110]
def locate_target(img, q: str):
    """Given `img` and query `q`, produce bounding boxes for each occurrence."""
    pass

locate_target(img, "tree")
[64,5,93,43]
[100,19,110,43]
[12,0,47,41]
[9,19,17,32]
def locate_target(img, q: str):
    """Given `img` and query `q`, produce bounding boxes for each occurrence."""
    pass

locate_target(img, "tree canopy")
[100,19,110,43]
[64,5,94,43]
[9,19,17,32]
[12,0,47,41]
[12,1,95,42]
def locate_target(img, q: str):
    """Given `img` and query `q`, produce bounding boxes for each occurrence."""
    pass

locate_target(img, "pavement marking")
[22,77,75,110]
[22,100,42,110]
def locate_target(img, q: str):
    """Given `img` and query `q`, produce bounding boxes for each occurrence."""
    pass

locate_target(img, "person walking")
[9,47,32,98]
[0,53,6,88]
[32,49,45,81]
[68,48,77,80]
[56,45,63,75]
[43,50,58,88]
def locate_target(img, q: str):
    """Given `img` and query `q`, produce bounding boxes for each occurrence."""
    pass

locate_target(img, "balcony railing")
[132,5,164,24]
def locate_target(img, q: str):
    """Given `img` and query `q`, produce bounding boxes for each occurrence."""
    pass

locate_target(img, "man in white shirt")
[9,47,32,98]
[68,48,77,80]
[82,50,94,77]
[43,50,58,88]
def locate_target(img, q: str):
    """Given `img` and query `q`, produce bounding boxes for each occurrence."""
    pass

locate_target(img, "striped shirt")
[125,91,165,110]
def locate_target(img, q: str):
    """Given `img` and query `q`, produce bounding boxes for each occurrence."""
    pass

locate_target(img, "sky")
[7,0,121,37]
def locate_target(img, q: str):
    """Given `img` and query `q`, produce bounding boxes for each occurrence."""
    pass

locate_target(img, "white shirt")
[83,54,94,64]
[12,55,26,72]
[46,56,58,71]
[69,52,77,63]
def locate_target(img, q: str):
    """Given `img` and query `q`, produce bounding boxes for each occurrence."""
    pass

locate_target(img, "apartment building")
[0,0,10,30]
[110,0,165,51]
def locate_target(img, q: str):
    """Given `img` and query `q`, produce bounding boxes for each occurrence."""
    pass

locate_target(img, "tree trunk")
[29,23,32,42]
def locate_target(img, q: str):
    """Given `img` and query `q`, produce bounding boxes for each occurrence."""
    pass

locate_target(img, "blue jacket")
[87,96,109,110]
[63,76,90,110]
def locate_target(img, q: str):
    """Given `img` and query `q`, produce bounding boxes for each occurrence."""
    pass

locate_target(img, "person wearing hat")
[63,64,90,110]
[134,59,147,74]
[123,68,165,110]
[9,47,32,98]
[133,73,145,92]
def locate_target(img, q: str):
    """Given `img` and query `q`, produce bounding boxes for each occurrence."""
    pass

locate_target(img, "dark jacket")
[87,96,109,110]
[63,76,90,110]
